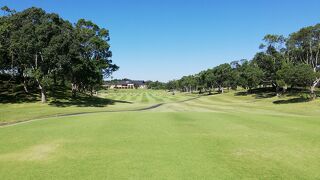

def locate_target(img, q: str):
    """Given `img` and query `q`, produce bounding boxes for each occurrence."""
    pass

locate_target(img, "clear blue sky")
[2,0,320,82]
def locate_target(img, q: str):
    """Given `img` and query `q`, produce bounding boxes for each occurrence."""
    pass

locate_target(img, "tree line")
[146,81,166,90]
[0,6,118,103]
[167,24,320,99]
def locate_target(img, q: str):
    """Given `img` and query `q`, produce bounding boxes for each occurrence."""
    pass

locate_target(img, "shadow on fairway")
[273,97,312,104]
[272,88,318,104]
[207,92,220,96]
[0,91,38,104]
[235,87,320,103]
[235,88,276,99]
[49,96,132,107]
[0,86,132,107]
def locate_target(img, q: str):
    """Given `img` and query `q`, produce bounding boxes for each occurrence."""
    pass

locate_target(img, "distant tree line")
[146,81,166,90]
[167,24,320,99]
[0,6,118,103]
[105,79,166,90]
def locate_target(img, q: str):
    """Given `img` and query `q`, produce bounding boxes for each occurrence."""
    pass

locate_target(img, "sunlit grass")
[1,89,320,179]
[0,89,193,124]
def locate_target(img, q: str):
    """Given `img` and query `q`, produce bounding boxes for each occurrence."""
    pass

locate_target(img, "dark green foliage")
[211,63,234,93]
[166,80,179,91]
[178,75,198,92]
[146,81,166,90]
[169,25,320,98]
[277,63,316,88]
[237,61,263,90]
[0,6,118,102]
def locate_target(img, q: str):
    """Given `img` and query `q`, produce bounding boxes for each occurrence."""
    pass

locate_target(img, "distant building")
[104,80,147,89]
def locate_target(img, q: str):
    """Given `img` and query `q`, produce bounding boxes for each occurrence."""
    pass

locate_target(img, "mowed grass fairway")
[1,90,320,179]
[0,89,194,124]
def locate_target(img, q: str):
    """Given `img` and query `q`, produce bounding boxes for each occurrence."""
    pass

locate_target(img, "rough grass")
[0,89,320,179]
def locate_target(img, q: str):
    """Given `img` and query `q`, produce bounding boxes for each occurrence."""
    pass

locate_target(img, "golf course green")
[0,89,320,179]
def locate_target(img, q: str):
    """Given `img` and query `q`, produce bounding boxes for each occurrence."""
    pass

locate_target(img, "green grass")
[0,89,193,124]
[0,89,320,179]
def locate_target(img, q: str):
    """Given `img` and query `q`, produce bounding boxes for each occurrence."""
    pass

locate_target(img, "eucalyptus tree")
[69,19,118,97]
[188,75,198,92]
[0,6,27,89]
[0,7,118,102]
[7,7,52,101]
[211,63,233,93]
[194,72,206,93]
[203,69,216,92]
[287,24,320,98]
[167,24,320,99]
[253,34,287,90]
[237,60,263,91]
[277,63,317,91]
[0,8,12,75]
[147,81,166,90]
[179,76,190,92]
[166,80,179,91]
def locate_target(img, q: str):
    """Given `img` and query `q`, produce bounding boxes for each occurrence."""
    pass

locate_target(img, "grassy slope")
[0,90,320,179]
[0,89,194,124]
[156,91,320,116]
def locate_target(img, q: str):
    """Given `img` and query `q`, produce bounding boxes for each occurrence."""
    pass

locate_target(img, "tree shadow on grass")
[234,87,276,99]
[206,92,220,96]
[0,91,39,104]
[0,85,132,107]
[234,91,248,96]
[273,97,312,104]
[254,92,276,99]
[234,87,320,104]
[273,88,318,104]
[49,95,132,107]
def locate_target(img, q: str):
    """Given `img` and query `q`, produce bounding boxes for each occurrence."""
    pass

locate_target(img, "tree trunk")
[310,78,320,100]
[71,83,78,97]
[218,86,224,93]
[23,78,28,94]
[90,87,93,96]
[39,84,46,103]
[282,85,287,94]
[276,86,280,97]
[36,78,46,103]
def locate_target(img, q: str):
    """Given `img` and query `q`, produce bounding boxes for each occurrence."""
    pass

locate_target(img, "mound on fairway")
[0,91,320,179]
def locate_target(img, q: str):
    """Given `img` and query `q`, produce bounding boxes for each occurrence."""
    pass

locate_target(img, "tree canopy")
[0,7,118,102]
[168,24,320,99]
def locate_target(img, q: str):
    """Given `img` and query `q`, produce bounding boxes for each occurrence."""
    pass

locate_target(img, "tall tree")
[69,19,118,97]
[277,63,318,91]
[0,7,118,102]
[237,60,263,91]
[287,24,320,98]
[211,63,233,93]
[253,34,287,91]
